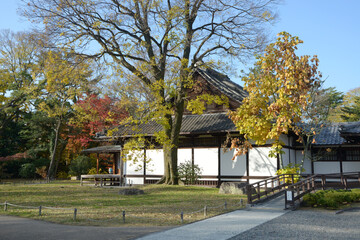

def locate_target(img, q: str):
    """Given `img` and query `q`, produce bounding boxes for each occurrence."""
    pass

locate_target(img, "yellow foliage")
[230,32,322,156]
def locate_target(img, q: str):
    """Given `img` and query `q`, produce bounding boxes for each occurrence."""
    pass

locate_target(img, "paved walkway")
[137,194,288,240]
[0,215,171,240]
[0,195,287,240]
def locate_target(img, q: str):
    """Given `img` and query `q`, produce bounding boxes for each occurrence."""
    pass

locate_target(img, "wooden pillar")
[96,153,99,174]
[217,136,221,188]
[113,154,116,174]
[338,147,343,174]
[119,153,124,185]
[246,151,250,184]
[143,148,146,184]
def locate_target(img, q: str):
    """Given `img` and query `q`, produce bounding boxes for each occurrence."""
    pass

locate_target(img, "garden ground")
[0,180,246,226]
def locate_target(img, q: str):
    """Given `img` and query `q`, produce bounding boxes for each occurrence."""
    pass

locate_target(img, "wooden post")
[204,206,207,217]
[265,180,268,196]
[180,211,184,224]
[224,200,227,210]
[246,185,252,205]
[39,206,42,216]
[321,175,326,190]
[4,201,7,211]
[122,210,126,223]
[74,208,77,221]
[344,176,348,190]
[96,153,99,174]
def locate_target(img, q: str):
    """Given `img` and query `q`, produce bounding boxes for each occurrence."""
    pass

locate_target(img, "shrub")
[19,163,36,179]
[36,166,47,179]
[303,189,360,209]
[88,167,108,174]
[276,163,304,184]
[69,155,93,177]
[57,171,69,179]
[178,160,202,185]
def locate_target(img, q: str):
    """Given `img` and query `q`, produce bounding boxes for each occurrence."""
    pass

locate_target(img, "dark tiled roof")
[314,123,346,145]
[195,68,248,103]
[108,113,236,137]
[81,145,122,153]
[340,122,360,135]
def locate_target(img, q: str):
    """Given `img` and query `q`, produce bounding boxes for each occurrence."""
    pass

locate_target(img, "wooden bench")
[80,174,122,187]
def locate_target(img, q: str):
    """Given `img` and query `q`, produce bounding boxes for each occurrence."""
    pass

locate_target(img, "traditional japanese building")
[83,68,360,186]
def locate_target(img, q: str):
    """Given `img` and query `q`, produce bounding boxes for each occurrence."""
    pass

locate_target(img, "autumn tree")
[230,32,322,160]
[68,94,128,152]
[24,0,278,184]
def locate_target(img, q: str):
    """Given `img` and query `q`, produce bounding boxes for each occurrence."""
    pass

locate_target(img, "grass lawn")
[0,181,246,226]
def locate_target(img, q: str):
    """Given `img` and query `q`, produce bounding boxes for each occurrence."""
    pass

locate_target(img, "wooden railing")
[246,174,298,205]
[285,172,360,209]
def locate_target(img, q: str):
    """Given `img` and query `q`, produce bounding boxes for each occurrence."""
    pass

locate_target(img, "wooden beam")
[96,153,99,174]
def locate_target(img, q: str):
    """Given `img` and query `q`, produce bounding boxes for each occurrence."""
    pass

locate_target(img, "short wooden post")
[246,185,252,205]
[122,210,126,223]
[265,180,268,196]
[39,206,42,216]
[204,206,207,217]
[344,176,348,190]
[180,211,184,224]
[321,175,326,190]
[73,208,77,221]
[257,183,260,201]
[224,200,227,210]
[4,201,7,211]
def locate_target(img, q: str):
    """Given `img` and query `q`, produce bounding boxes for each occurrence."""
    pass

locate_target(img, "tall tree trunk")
[162,97,185,185]
[47,118,61,179]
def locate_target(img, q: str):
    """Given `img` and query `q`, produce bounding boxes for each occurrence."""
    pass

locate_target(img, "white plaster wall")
[123,150,144,185]
[342,162,360,173]
[194,148,218,176]
[178,148,192,166]
[248,147,277,176]
[146,149,164,175]
[124,150,144,175]
[281,148,290,167]
[290,149,296,165]
[296,150,312,174]
[313,162,340,174]
[220,148,246,176]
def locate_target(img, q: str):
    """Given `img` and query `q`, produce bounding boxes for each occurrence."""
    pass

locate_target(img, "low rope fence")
[0,198,246,224]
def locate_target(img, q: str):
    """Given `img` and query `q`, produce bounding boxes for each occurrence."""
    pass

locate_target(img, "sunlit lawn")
[0,180,246,226]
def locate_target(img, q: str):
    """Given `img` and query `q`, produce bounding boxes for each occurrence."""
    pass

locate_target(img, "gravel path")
[230,209,360,240]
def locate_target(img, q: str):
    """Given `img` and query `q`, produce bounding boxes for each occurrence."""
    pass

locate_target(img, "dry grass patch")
[0,181,246,226]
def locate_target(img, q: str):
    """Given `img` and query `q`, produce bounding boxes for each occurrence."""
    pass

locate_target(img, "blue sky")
[0,0,359,93]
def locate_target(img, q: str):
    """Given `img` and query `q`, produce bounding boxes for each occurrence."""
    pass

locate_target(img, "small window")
[315,148,337,161]
[345,148,360,161]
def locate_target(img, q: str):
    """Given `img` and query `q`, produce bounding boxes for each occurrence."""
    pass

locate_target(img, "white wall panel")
[220,148,246,176]
[342,162,360,173]
[178,148,192,166]
[124,150,144,175]
[314,162,340,174]
[296,150,312,174]
[146,149,164,175]
[194,148,218,176]
[249,148,277,176]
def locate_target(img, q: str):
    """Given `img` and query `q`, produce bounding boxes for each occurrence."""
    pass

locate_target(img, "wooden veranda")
[81,145,124,186]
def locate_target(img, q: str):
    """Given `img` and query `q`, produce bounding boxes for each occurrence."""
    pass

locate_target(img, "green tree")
[328,87,359,122]
[25,0,278,184]
[230,32,322,158]
[0,30,43,156]
[37,50,96,179]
